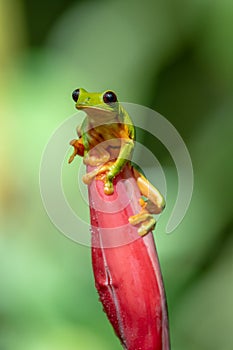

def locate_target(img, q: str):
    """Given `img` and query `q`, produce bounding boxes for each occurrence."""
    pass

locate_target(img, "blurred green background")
[0,0,233,349]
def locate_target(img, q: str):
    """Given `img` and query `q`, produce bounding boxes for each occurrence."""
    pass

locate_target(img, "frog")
[69,88,165,236]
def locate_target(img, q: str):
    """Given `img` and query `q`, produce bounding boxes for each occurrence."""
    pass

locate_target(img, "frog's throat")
[78,106,119,124]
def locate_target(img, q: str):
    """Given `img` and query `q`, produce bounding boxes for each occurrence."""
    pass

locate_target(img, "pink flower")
[88,164,170,350]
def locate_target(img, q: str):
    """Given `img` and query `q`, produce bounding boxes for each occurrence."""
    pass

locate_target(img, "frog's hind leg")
[128,168,165,236]
[133,168,165,213]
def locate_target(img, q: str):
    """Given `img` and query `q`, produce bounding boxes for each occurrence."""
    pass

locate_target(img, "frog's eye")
[103,91,118,104]
[72,89,80,102]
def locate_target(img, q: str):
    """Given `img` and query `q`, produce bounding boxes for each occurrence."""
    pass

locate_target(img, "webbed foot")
[82,163,115,195]
[129,209,156,236]
[68,139,85,163]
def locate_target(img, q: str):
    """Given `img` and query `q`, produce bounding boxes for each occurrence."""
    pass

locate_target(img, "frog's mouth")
[77,105,118,122]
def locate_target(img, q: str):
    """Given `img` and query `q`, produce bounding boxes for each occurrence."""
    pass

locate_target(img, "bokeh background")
[1,0,233,349]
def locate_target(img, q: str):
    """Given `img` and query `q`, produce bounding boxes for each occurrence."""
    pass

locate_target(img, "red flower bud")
[88,165,170,350]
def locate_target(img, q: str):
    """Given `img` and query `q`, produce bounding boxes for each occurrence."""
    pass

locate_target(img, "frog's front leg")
[82,147,112,185]
[82,163,112,185]
[83,146,110,167]
[104,138,134,194]
[83,138,133,193]
[129,168,165,236]
[68,139,85,163]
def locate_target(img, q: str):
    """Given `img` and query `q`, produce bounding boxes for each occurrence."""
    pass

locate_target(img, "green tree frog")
[69,88,165,236]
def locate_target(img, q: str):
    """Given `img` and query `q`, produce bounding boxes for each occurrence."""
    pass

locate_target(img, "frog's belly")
[105,139,121,159]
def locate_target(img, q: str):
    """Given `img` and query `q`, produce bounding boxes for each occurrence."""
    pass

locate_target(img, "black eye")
[72,88,80,102]
[103,91,118,104]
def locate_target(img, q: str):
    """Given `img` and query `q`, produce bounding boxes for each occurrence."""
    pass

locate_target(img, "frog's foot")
[84,147,110,167]
[68,139,85,163]
[129,210,156,236]
[68,150,76,164]
[138,217,156,236]
[82,162,113,186]
[82,163,115,195]
[103,178,114,195]
[82,164,109,185]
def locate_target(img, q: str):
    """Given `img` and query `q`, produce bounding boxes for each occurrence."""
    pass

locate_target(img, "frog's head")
[72,88,119,121]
